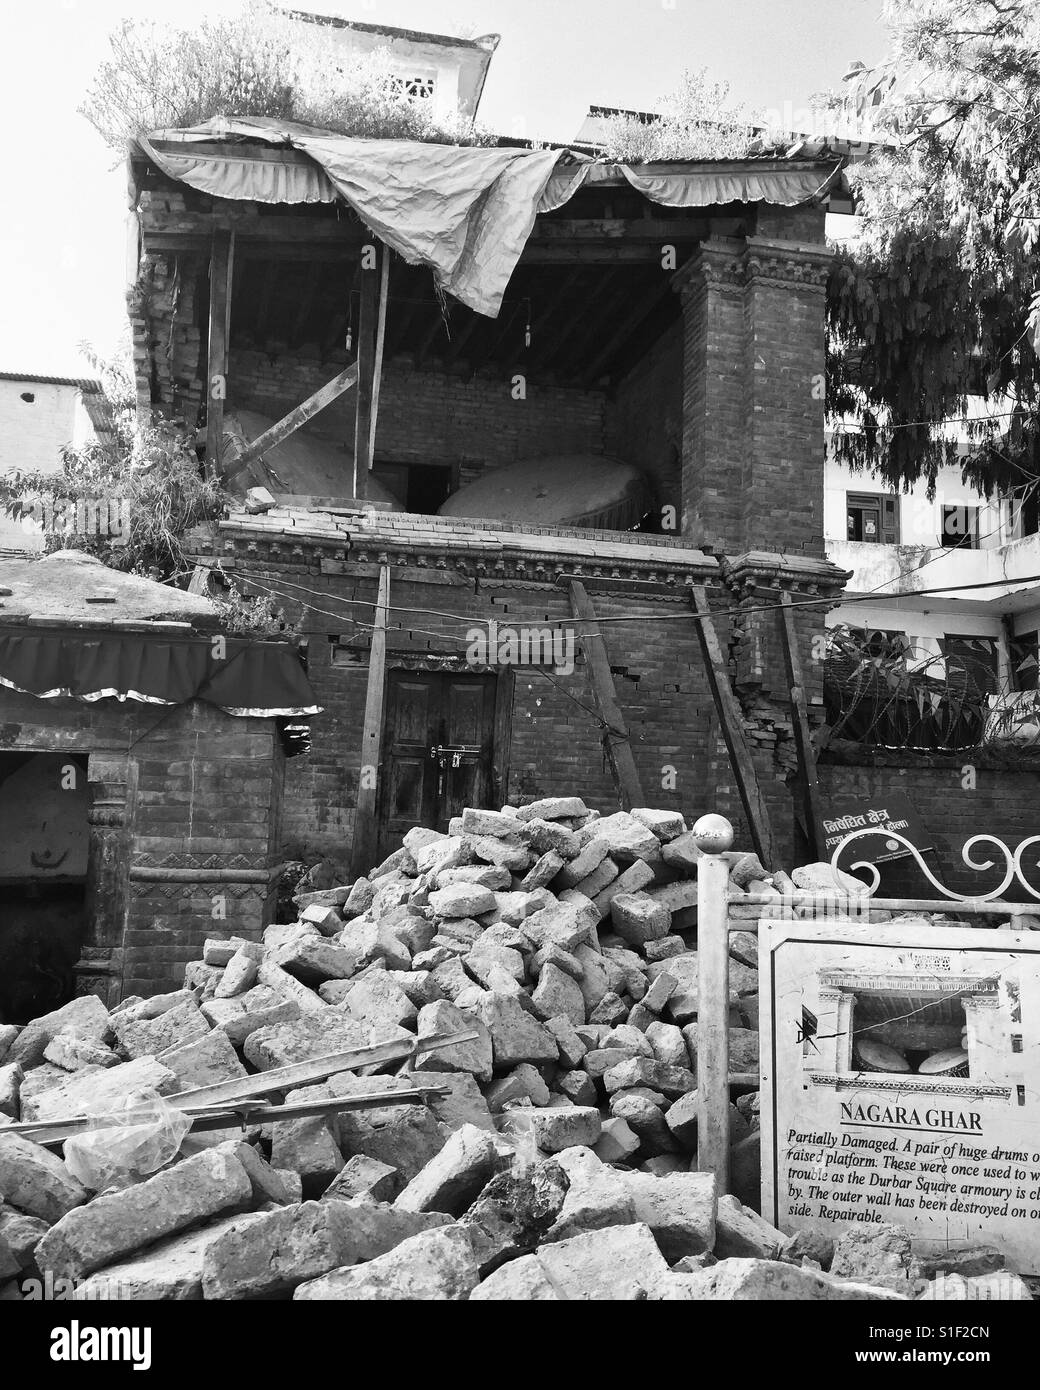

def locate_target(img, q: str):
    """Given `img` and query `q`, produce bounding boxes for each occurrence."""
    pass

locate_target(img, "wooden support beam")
[204,229,232,479]
[350,564,390,878]
[353,252,379,497]
[691,585,779,869]
[778,590,824,858]
[568,579,645,810]
[367,248,390,466]
[227,363,358,478]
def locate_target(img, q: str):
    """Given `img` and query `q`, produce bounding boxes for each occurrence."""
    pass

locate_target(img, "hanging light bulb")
[345,323,353,352]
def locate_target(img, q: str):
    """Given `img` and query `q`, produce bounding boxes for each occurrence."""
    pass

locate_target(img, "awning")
[0,628,321,718]
[134,119,840,317]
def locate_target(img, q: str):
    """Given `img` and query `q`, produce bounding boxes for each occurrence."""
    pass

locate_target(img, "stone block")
[395,1123,513,1216]
[536,1221,668,1298]
[37,1147,253,1282]
[294,1224,479,1301]
[0,1133,88,1223]
[8,997,111,1069]
[20,1055,178,1124]
[415,1000,493,1083]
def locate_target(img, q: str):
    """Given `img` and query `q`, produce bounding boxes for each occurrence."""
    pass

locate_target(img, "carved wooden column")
[75,753,136,1005]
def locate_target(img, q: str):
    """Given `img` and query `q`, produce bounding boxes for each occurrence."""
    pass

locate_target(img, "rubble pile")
[0,799,1027,1300]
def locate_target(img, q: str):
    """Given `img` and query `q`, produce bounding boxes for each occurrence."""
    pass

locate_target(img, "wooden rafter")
[228,363,359,477]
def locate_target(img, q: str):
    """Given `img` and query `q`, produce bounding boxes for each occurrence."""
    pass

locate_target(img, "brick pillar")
[742,237,833,556]
[677,239,747,552]
[676,230,833,557]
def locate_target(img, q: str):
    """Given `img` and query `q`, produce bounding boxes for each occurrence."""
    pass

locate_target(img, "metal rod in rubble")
[693,813,734,1194]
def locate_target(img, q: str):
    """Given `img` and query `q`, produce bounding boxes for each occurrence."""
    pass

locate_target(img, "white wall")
[0,378,95,552]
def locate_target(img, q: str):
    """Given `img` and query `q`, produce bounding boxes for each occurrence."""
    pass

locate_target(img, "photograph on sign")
[761,918,1040,1274]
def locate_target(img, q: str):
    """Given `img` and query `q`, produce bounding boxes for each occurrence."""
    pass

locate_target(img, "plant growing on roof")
[596,68,759,162]
[80,0,494,150]
[824,0,1040,501]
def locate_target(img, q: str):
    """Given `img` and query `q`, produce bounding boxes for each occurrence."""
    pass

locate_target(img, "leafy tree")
[81,1,492,150]
[826,0,1040,500]
[0,345,294,636]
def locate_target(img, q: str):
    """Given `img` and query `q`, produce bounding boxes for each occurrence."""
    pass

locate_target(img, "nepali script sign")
[760,918,1040,1274]
[816,791,933,865]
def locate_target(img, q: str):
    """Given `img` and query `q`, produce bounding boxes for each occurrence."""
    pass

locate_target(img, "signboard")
[761,918,1040,1274]
[816,790,933,864]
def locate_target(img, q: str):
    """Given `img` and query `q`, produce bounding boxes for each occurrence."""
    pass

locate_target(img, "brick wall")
[0,690,283,1000]
[228,349,608,477]
[819,761,1040,899]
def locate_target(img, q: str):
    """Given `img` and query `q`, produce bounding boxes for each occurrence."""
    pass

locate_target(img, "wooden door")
[378,669,498,858]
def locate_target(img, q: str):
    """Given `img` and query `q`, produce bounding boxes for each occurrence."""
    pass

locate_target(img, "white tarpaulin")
[135,118,838,317]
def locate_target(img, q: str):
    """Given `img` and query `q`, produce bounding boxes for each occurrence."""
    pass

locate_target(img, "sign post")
[694,813,734,1193]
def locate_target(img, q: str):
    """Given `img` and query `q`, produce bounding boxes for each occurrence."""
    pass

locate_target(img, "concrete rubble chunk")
[0,1133,89,1222]
[485,1063,550,1112]
[0,1208,49,1269]
[470,1251,561,1300]
[520,851,565,891]
[37,1147,254,1282]
[778,1228,834,1270]
[504,1106,602,1155]
[269,935,359,985]
[395,1123,513,1216]
[43,1035,119,1073]
[516,797,588,822]
[523,817,580,859]
[214,948,261,998]
[158,1028,247,1090]
[294,1223,479,1301]
[594,1116,641,1163]
[203,1198,452,1299]
[0,1063,23,1117]
[830,1223,920,1295]
[474,993,558,1068]
[623,1172,716,1259]
[343,972,417,1029]
[652,1259,906,1301]
[530,963,586,1026]
[593,858,656,915]
[0,1025,20,1066]
[645,1019,689,1068]
[324,1154,399,1204]
[416,1000,493,1082]
[203,937,255,967]
[630,808,686,841]
[611,892,671,946]
[589,812,662,864]
[219,990,302,1048]
[465,942,525,988]
[244,1013,389,1072]
[918,1272,1032,1300]
[461,1160,569,1275]
[429,882,497,919]
[8,996,111,1069]
[21,1055,178,1124]
[536,1222,669,1299]
[73,1211,268,1302]
[110,998,210,1060]
[299,903,343,936]
[556,838,610,889]
[545,1157,635,1243]
[604,1056,695,1099]
[714,1193,784,1260]
[546,1015,586,1069]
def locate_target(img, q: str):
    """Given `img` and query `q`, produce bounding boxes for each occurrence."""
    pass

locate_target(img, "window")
[940,504,979,549]
[389,74,437,101]
[1011,630,1038,692]
[846,492,898,543]
[940,635,999,697]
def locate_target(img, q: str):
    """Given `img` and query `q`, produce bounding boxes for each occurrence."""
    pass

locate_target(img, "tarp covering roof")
[133,119,840,316]
[0,552,320,716]
[0,628,320,717]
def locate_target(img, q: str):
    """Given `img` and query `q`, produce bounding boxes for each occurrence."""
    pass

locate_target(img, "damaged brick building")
[126,120,854,896]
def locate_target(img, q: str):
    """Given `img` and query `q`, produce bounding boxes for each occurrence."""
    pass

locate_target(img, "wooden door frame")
[377,660,513,839]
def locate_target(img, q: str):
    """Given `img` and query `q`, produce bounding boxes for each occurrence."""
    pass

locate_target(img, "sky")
[0,0,888,377]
